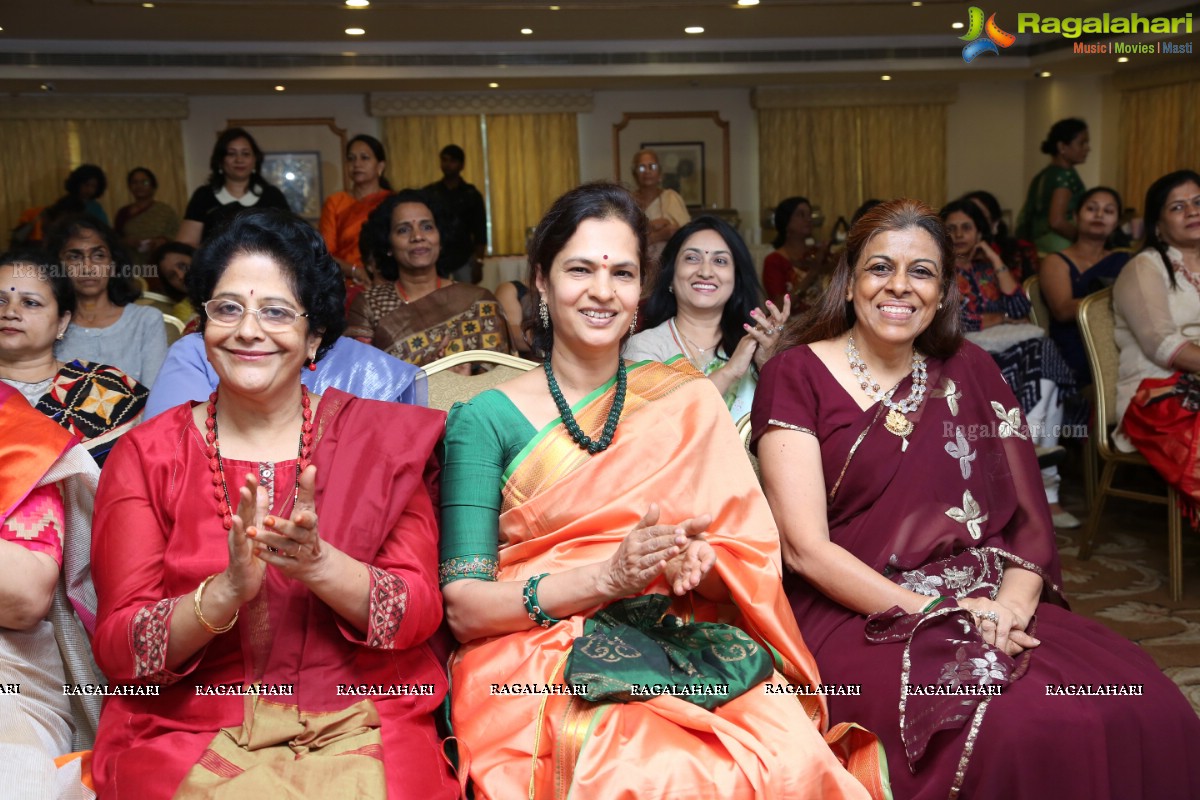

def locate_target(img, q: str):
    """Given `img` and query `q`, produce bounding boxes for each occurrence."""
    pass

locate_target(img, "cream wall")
[945,82,1028,219]
[181,95,380,196]
[578,88,761,243]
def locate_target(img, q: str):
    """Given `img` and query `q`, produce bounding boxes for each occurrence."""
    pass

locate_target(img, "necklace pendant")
[885,408,914,441]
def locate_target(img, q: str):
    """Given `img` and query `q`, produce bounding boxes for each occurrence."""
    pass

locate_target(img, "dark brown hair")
[777,198,963,360]
[523,182,648,355]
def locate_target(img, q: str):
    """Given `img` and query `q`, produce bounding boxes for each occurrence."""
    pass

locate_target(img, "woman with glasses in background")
[631,148,692,272]
[51,215,167,386]
[89,209,456,798]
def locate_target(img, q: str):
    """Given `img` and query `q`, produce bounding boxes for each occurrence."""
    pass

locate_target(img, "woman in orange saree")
[439,183,886,799]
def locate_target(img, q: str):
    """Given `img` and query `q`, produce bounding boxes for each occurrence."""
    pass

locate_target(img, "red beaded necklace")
[205,388,313,531]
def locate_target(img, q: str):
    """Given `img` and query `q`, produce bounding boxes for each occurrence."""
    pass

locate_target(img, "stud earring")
[629,309,638,334]
[56,332,65,341]
[938,302,943,310]
[539,298,550,329]
[668,285,674,294]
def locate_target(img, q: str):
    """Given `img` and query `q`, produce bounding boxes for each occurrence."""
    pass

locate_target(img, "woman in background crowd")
[754,197,1200,800]
[763,196,835,311]
[90,210,455,798]
[152,240,198,323]
[626,215,787,420]
[178,127,290,246]
[1016,118,1089,254]
[0,381,102,798]
[114,167,180,265]
[440,182,883,799]
[630,148,691,272]
[51,216,167,387]
[319,134,393,290]
[962,189,1038,282]
[1113,169,1200,523]
[1041,186,1130,384]
[0,250,148,465]
[346,189,510,366]
[492,279,535,358]
[941,199,1079,528]
[11,164,110,246]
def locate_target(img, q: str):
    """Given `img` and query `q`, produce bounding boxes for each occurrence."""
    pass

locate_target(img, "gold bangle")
[193,574,238,635]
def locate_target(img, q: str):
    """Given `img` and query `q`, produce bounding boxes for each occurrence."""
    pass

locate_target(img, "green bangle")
[522,573,561,628]
[921,596,950,614]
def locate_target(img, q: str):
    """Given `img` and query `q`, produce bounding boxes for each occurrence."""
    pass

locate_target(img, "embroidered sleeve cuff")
[768,419,817,438]
[359,564,409,649]
[130,597,200,685]
[439,555,499,586]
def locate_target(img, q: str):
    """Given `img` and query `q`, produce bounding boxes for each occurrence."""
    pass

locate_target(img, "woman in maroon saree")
[752,199,1200,800]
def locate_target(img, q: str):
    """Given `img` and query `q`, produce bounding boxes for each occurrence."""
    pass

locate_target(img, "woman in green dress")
[1016,118,1089,254]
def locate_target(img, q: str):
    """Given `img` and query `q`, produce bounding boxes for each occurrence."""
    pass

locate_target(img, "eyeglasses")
[62,248,112,266]
[202,299,309,329]
[635,163,661,173]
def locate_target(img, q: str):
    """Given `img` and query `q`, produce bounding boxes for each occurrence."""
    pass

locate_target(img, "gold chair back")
[423,350,539,411]
[162,313,185,346]
[1023,274,1051,335]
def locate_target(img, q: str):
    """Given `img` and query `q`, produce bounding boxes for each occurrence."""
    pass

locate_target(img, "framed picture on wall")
[613,112,730,211]
[261,151,323,221]
[640,141,705,207]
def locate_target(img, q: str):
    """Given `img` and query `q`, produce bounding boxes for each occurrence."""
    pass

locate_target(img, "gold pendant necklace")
[847,333,927,452]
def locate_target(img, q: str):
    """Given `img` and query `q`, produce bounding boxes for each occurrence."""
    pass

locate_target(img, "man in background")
[424,144,487,283]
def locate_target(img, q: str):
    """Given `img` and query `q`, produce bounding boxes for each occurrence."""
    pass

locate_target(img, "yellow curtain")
[76,119,188,227]
[0,120,71,244]
[759,104,947,233]
[1118,81,1200,213]
[380,115,484,192]
[484,113,579,255]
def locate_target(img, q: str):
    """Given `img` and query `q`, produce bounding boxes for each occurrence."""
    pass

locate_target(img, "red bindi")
[602,254,608,260]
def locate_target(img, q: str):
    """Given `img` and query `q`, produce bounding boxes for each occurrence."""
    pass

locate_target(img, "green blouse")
[1016,164,1085,254]
[438,390,535,585]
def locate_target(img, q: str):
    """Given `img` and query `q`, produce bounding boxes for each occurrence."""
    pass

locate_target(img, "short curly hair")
[187,209,347,361]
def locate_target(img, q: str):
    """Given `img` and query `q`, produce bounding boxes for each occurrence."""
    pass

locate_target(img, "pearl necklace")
[205,388,313,530]
[846,333,927,450]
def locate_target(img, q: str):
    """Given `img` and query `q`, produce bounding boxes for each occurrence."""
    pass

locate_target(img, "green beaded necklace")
[543,356,627,454]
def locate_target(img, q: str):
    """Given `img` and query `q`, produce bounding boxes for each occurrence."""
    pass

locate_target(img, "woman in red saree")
[90,210,455,798]
[753,199,1200,800]
[439,183,885,799]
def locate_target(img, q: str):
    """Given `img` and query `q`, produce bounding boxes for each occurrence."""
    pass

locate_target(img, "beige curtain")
[76,119,188,227]
[1118,81,1200,213]
[381,115,485,192]
[759,104,946,231]
[484,113,579,255]
[0,120,71,244]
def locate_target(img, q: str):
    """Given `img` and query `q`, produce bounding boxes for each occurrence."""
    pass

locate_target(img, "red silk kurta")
[90,389,456,798]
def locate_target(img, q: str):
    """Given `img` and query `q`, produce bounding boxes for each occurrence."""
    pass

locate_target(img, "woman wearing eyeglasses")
[631,149,691,272]
[89,209,456,798]
[51,215,168,387]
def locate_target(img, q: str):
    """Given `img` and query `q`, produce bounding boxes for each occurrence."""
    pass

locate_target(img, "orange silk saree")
[449,360,887,799]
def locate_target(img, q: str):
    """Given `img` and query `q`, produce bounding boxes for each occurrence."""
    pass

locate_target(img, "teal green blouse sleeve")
[438,390,535,586]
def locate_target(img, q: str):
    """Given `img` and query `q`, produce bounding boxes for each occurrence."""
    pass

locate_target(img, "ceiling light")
[274,85,286,91]
[737,0,760,6]
[911,1,922,6]
[881,75,892,81]
[549,5,560,9]
[142,2,154,7]
[520,28,533,34]
[345,0,369,6]
[488,82,500,88]
[951,21,964,29]
[345,27,365,35]
[684,26,705,34]
[1117,56,1129,63]
[1038,71,1052,78]
[39,83,51,91]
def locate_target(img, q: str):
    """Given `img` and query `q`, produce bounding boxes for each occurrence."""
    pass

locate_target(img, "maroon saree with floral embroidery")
[89,389,456,798]
[753,342,1200,800]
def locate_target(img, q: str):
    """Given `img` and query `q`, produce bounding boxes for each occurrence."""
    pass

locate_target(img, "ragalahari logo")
[959,7,1017,63]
